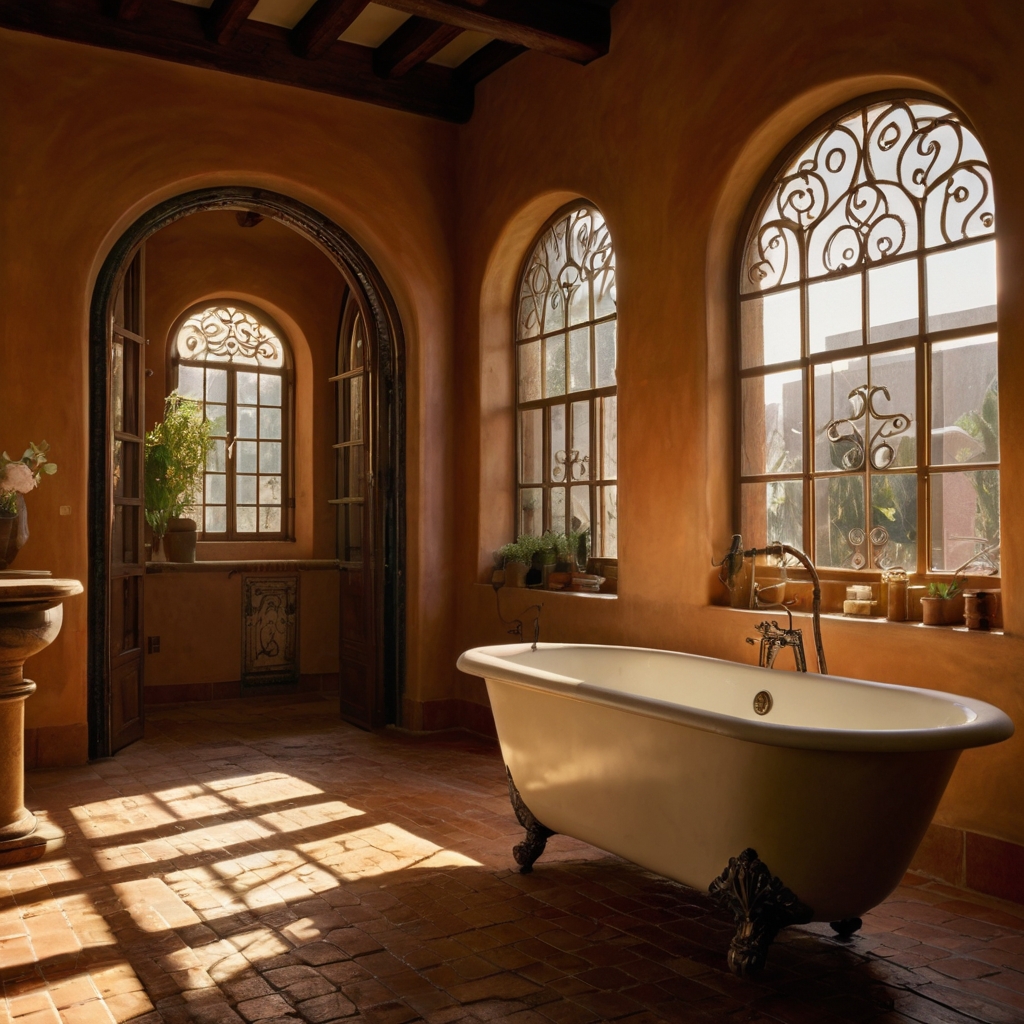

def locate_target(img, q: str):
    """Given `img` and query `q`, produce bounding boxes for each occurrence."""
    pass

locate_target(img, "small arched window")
[739,97,999,575]
[516,203,618,557]
[172,302,292,540]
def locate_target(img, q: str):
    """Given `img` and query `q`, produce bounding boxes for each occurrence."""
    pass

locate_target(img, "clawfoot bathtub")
[456,643,1014,975]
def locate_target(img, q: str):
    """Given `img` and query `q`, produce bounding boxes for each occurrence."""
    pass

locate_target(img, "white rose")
[2,462,36,494]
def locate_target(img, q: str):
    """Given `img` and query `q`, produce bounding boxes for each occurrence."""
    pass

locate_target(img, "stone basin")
[0,575,83,865]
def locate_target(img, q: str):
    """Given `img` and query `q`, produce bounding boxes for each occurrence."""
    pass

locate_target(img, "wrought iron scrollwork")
[709,848,813,977]
[176,305,284,366]
[553,449,589,482]
[506,768,555,874]
[744,99,994,291]
[824,384,911,472]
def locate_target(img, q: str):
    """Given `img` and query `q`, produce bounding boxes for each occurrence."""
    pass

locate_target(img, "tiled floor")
[4,697,1024,1024]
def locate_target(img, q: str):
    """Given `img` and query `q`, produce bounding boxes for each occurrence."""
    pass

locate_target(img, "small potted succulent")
[0,442,57,569]
[497,535,545,587]
[920,578,965,626]
[145,393,213,563]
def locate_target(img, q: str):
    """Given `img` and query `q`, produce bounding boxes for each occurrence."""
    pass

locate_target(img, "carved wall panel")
[242,574,299,686]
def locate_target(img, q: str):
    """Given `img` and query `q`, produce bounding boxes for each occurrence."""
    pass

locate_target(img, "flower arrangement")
[0,442,57,515]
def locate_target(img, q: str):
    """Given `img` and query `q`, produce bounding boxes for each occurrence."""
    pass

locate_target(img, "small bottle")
[883,568,908,622]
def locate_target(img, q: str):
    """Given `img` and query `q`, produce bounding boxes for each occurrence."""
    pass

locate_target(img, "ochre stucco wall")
[0,27,456,762]
[452,0,1024,849]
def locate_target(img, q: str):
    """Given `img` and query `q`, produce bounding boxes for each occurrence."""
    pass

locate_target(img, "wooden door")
[332,299,380,728]
[108,246,146,752]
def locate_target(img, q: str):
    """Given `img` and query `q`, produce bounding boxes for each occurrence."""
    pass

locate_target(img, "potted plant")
[145,393,213,563]
[0,442,57,569]
[498,535,545,587]
[921,579,965,626]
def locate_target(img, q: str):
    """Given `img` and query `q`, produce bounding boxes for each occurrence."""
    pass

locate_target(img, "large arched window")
[739,97,998,575]
[172,302,292,540]
[516,203,618,557]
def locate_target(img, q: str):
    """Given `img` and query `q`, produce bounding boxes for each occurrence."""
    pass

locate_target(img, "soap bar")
[843,599,873,616]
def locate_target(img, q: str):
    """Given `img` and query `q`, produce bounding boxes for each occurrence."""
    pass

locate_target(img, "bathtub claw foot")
[830,917,862,939]
[506,768,555,874]
[709,848,813,976]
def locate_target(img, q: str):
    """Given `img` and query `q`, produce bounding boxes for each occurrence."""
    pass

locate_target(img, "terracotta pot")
[964,590,1001,631]
[504,560,529,588]
[0,497,28,570]
[164,517,197,563]
[920,595,964,626]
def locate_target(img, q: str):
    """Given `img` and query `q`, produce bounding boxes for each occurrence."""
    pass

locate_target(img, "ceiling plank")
[373,0,609,64]
[373,17,461,79]
[110,0,145,18]
[0,0,473,122]
[206,0,259,45]
[291,0,368,60]
[455,38,524,85]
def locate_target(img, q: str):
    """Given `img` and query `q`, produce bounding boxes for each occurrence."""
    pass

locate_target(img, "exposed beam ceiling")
[0,0,615,121]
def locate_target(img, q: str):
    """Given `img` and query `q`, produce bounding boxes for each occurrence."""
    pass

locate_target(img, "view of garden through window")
[172,303,289,539]
[739,98,999,574]
[516,204,618,558]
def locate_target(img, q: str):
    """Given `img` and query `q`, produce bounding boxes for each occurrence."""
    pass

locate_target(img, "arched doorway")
[87,187,405,759]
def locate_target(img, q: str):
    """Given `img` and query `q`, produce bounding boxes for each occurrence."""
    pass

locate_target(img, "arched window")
[516,203,618,557]
[739,97,998,575]
[172,302,292,540]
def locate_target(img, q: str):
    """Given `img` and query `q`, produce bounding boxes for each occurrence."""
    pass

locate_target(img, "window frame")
[733,92,1000,581]
[168,300,295,543]
[514,200,619,559]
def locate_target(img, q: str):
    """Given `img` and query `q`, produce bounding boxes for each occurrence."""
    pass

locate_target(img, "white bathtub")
[457,642,1013,972]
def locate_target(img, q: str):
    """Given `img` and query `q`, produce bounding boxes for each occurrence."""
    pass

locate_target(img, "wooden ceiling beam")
[373,17,461,79]
[373,0,609,64]
[109,0,145,19]
[291,0,369,60]
[0,0,473,122]
[205,0,259,45]
[455,38,524,85]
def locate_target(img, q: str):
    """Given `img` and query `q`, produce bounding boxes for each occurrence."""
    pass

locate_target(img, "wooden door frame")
[87,186,406,759]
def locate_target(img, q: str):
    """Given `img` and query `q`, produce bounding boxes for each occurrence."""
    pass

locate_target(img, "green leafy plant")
[145,393,214,539]
[0,441,57,514]
[927,579,963,600]
[498,534,546,565]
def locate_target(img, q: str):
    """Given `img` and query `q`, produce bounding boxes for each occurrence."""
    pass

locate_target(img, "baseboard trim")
[25,723,89,769]
[911,823,1024,905]
[145,673,339,705]
[402,697,497,740]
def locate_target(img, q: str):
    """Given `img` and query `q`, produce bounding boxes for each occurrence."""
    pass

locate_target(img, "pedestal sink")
[0,574,83,866]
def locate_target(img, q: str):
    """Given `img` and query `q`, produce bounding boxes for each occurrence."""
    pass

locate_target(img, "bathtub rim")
[457,642,1014,753]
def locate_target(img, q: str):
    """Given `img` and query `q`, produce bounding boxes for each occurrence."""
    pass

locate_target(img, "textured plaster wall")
[0,28,456,761]
[452,0,1024,848]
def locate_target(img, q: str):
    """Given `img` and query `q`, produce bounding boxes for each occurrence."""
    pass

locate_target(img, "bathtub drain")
[753,690,773,715]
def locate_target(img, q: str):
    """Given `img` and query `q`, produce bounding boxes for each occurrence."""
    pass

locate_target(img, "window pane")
[206,368,227,403]
[260,476,281,504]
[236,441,257,474]
[809,274,862,353]
[570,485,591,537]
[741,370,802,476]
[260,407,282,440]
[815,475,866,569]
[869,259,919,343]
[518,340,541,402]
[205,506,226,533]
[520,409,543,484]
[178,364,204,401]
[207,439,226,472]
[260,507,281,533]
[550,487,566,535]
[868,347,916,468]
[550,405,565,482]
[236,506,257,533]
[259,442,281,474]
[740,288,800,368]
[930,470,999,571]
[348,378,363,442]
[600,395,617,480]
[544,335,566,397]
[930,333,999,465]
[813,355,868,472]
[345,447,364,498]
[205,474,226,505]
[237,371,258,405]
[595,321,616,387]
[237,406,257,439]
[206,404,228,435]
[571,401,590,481]
[870,474,917,570]
[598,485,617,558]
[926,241,996,333]
[520,487,542,537]
[237,475,257,505]
[741,480,802,552]
[569,327,590,392]
[259,373,282,406]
